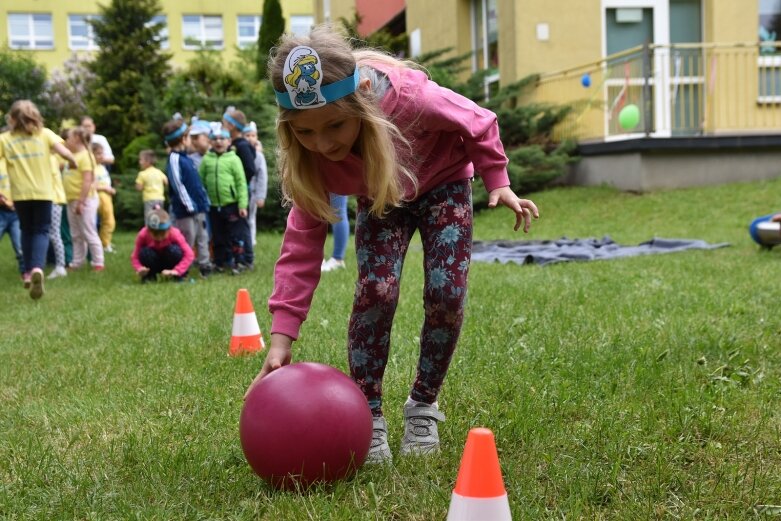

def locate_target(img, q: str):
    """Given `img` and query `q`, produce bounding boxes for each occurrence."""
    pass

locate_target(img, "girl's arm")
[234,159,249,211]
[267,207,328,340]
[255,153,268,202]
[76,169,94,215]
[130,230,147,272]
[52,142,78,168]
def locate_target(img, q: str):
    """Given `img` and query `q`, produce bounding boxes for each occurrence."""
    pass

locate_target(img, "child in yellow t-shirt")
[63,126,104,271]
[135,150,167,220]
[92,143,116,253]
[0,100,77,299]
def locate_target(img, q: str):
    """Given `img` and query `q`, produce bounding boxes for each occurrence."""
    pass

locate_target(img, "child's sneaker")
[47,266,68,279]
[29,268,44,300]
[22,272,31,288]
[93,265,105,272]
[105,245,115,253]
[400,399,445,456]
[365,416,393,464]
[321,257,346,272]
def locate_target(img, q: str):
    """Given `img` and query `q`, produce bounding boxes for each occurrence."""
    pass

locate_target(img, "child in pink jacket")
[131,207,194,282]
[247,25,539,463]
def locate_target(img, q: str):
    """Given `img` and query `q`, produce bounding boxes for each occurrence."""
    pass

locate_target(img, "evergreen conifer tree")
[86,0,171,153]
[256,0,285,81]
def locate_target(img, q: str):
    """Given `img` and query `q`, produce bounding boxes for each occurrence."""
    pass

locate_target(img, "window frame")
[146,15,169,50]
[237,15,262,49]
[68,14,100,51]
[470,0,499,100]
[7,12,54,50]
[289,15,314,36]
[758,1,781,101]
[182,14,224,50]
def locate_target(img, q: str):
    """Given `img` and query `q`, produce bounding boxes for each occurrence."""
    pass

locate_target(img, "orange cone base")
[446,492,511,521]
[229,334,265,356]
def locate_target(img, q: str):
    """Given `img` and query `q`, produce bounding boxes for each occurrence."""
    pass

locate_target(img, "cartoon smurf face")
[283,47,326,108]
[300,62,317,77]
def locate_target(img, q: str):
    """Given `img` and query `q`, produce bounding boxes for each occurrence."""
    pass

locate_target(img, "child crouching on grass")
[131,207,194,283]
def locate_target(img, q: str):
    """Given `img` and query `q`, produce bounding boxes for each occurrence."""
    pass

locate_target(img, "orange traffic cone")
[229,288,265,356]
[447,428,512,521]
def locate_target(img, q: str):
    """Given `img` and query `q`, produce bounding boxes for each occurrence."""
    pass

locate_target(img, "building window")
[237,15,261,48]
[759,1,781,100]
[182,15,223,50]
[68,14,100,51]
[760,0,781,55]
[8,13,53,50]
[471,0,499,99]
[147,15,169,49]
[290,15,314,36]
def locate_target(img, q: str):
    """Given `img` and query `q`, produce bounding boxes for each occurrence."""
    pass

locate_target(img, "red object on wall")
[356,0,405,36]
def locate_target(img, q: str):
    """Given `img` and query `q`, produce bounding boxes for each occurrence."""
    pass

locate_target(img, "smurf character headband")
[274,46,359,110]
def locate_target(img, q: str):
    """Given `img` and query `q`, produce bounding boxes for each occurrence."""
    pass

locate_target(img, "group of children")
[132,109,268,281]
[0,99,269,293]
[0,103,121,299]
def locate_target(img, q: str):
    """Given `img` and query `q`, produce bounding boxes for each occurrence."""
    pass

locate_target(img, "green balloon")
[618,104,640,130]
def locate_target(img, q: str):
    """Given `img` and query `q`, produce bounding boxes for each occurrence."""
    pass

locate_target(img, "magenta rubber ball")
[240,362,373,488]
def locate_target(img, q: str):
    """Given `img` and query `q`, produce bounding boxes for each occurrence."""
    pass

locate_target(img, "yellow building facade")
[318,1,778,139]
[2,0,315,71]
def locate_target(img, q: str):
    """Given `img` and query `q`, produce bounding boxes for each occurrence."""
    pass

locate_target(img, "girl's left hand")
[239,208,248,218]
[488,186,540,232]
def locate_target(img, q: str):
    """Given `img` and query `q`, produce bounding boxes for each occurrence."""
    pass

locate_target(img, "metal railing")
[530,42,781,142]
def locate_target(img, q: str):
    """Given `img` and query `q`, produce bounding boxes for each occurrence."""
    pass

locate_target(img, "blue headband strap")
[223,112,245,132]
[274,68,360,110]
[164,122,187,142]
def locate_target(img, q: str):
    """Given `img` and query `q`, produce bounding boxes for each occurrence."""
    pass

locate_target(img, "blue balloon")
[581,73,592,88]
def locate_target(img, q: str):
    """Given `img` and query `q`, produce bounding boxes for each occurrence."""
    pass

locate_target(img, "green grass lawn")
[2,178,781,520]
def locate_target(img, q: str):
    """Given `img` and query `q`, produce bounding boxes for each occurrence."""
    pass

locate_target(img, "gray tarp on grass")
[472,237,730,266]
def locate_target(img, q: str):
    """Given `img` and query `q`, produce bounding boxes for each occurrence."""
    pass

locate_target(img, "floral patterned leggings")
[348,179,472,416]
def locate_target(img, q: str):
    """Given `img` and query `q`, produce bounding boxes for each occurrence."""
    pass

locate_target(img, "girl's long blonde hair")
[270,24,418,223]
[6,100,44,135]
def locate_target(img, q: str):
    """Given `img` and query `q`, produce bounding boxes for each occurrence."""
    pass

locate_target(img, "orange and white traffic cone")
[229,288,265,356]
[447,427,512,521]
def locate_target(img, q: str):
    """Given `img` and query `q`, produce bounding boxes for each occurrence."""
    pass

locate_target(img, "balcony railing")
[531,42,781,142]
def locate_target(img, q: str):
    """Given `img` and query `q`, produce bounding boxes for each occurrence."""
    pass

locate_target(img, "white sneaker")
[105,245,115,253]
[400,398,445,456]
[47,266,68,279]
[29,268,45,300]
[321,257,346,272]
[365,416,393,464]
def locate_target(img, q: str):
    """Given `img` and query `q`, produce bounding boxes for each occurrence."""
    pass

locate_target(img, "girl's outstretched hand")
[488,186,540,232]
[244,333,293,398]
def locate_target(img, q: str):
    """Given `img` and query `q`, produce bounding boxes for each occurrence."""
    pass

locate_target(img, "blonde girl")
[63,126,104,271]
[0,100,76,299]
[248,25,539,463]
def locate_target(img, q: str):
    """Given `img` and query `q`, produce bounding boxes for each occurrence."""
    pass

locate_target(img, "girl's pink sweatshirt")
[268,61,512,340]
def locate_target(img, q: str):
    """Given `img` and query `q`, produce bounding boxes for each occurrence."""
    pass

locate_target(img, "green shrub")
[0,47,48,120]
[112,171,146,231]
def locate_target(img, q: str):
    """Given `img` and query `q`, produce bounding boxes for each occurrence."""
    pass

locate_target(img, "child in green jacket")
[198,127,250,272]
